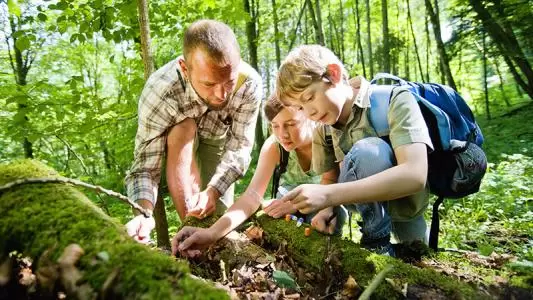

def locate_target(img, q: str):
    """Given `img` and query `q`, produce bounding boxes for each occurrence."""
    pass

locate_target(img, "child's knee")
[339,137,395,181]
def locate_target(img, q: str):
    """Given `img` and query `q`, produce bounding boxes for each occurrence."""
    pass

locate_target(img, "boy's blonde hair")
[276,45,348,104]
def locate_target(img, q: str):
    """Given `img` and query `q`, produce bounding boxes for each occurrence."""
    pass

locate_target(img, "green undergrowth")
[0,159,227,299]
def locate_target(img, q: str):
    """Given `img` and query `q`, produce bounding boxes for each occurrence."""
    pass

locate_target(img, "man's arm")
[125,81,177,213]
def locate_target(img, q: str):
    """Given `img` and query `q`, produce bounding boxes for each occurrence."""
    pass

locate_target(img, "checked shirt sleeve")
[125,82,178,206]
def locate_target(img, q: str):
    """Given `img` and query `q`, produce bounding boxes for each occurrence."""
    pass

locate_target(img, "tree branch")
[0,177,151,217]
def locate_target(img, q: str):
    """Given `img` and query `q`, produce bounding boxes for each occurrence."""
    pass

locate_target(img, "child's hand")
[311,208,336,234]
[263,199,297,218]
[281,184,333,214]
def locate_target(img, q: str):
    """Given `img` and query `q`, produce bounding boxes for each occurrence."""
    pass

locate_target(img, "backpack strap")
[271,143,289,199]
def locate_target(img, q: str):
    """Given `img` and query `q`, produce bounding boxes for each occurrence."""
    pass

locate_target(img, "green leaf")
[272,270,298,290]
[37,12,47,22]
[97,251,110,262]
[15,36,30,51]
[478,244,494,256]
[7,0,21,17]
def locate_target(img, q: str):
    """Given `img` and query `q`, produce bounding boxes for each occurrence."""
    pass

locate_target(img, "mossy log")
[255,215,488,299]
[0,160,227,299]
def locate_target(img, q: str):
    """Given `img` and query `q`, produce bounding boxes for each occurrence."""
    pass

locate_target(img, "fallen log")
[0,159,227,299]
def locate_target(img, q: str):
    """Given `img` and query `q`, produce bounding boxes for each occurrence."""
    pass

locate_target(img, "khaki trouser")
[193,134,234,215]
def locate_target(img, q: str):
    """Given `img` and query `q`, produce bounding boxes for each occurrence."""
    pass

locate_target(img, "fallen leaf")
[341,275,361,298]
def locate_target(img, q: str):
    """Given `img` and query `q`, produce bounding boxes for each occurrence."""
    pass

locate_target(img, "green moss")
[0,159,228,299]
[256,214,487,299]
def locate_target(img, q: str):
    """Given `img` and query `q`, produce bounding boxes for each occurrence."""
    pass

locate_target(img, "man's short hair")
[183,19,240,67]
[276,45,348,104]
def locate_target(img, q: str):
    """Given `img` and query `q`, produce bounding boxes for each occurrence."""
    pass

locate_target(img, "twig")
[358,264,393,300]
[0,177,151,218]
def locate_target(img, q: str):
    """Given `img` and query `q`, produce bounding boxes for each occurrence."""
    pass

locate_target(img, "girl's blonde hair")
[276,45,348,104]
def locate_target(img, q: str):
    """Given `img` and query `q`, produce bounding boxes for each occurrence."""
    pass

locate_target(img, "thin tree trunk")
[137,0,169,249]
[425,15,430,81]
[482,31,491,120]
[339,0,345,62]
[244,0,265,148]
[425,0,457,89]
[354,0,366,77]
[307,0,325,45]
[469,0,533,99]
[406,0,426,82]
[7,15,34,158]
[137,0,155,80]
[271,0,281,68]
[365,0,373,78]
[289,0,308,50]
[493,59,510,106]
[314,0,325,45]
[381,0,390,73]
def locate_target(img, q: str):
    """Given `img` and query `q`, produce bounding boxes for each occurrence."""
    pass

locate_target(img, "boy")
[277,45,433,254]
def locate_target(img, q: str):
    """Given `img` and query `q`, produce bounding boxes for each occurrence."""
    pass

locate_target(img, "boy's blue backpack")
[368,73,487,250]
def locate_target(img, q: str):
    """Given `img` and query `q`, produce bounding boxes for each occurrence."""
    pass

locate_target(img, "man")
[125,20,263,243]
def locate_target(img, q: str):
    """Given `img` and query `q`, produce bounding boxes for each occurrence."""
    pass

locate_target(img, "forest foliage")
[0,0,531,264]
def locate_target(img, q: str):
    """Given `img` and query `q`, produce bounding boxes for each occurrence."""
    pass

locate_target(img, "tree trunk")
[7,15,34,159]
[306,0,325,46]
[365,0,374,78]
[469,0,533,100]
[406,0,426,82]
[381,0,390,74]
[354,0,366,77]
[425,0,457,89]
[271,0,281,68]
[0,160,227,299]
[244,0,265,148]
[482,31,491,120]
[338,0,345,62]
[289,0,308,50]
[137,0,169,248]
[137,0,155,80]
[425,14,431,81]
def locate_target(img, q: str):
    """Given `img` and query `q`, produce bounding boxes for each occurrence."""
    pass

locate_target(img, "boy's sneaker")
[361,235,395,257]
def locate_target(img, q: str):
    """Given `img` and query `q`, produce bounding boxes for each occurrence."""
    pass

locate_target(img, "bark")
[365,0,373,78]
[289,0,308,51]
[425,0,457,89]
[469,0,533,99]
[271,0,281,68]
[137,0,169,248]
[7,15,34,158]
[0,160,227,299]
[244,0,265,148]
[137,0,155,80]
[406,0,426,82]
[381,0,390,74]
[354,0,366,77]
[306,0,325,46]
[482,31,491,120]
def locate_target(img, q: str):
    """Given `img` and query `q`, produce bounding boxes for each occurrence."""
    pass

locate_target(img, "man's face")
[283,80,345,126]
[181,49,240,110]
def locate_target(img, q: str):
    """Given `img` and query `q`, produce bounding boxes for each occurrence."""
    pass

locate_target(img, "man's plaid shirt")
[125,57,262,205]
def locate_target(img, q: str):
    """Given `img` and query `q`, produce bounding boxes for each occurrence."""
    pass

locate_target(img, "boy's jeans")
[337,137,428,254]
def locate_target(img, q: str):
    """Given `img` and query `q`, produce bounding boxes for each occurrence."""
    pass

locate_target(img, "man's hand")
[281,184,333,214]
[263,199,297,218]
[126,215,155,244]
[186,186,220,219]
[311,207,336,234]
[172,226,215,258]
